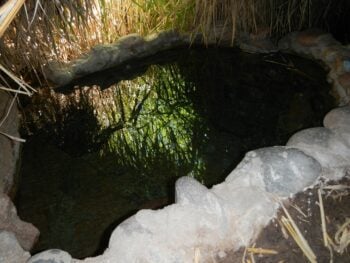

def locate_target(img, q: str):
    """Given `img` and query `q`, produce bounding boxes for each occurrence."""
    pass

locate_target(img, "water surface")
[16,47,334,258]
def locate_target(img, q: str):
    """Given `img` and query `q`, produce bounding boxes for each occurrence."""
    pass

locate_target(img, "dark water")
[16,47,335,258]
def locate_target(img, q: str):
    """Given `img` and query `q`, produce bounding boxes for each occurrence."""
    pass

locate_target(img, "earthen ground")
[219,175,350,263]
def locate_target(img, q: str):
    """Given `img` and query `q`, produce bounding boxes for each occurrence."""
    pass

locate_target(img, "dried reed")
[0,0,340,85]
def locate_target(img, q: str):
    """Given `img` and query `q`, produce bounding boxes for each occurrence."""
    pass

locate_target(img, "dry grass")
[280,202,317,263]
[0,63,35,95]
[192,0,315,44]
[0,0,195,83]
[276,185,350,262]
[194,247,201,263]
[0,0,341,85]
[246,247,278,255]
[0,0,25,37]
[320,184,350,256]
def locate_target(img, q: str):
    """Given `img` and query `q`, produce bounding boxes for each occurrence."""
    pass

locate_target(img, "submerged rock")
[0,231,31,263]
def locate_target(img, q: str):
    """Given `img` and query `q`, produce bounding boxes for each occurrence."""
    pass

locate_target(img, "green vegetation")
[105,65,207,180]
[22,63,208,183]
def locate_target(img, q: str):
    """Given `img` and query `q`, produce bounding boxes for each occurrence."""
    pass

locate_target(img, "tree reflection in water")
[104,64,208,186]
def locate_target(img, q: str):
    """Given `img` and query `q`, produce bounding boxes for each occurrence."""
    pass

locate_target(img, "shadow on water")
[16,47,335,258]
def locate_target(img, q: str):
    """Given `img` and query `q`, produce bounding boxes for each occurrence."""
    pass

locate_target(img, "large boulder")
[219,146,322,196]
[287,127,350,180]
[211,146,321,246]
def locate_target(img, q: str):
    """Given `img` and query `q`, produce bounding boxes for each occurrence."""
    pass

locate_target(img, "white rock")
[104,186,227,262]
[175,176,222,211]
[0,231,30,263]
[287,127,350,180]
[324,106,350,134]
[324,106,350,146]
[79,175,277,262]
[28,249,72,263]
[210,146,322,246]
[76,146,324,263]
[211,185,279,246]
[220,146,322,196]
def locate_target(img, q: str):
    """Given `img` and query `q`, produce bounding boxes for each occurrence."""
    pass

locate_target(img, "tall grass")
[193,0,317,43]
[0,0,341,85]
[0,0,195,84]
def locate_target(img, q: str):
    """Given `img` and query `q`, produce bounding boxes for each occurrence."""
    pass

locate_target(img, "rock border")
[279,29,350,105]
[38,107,347,263]
[45,29,350,105]
[44,31,193,87]
[44,29,280,87]
[2,29,349,262]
